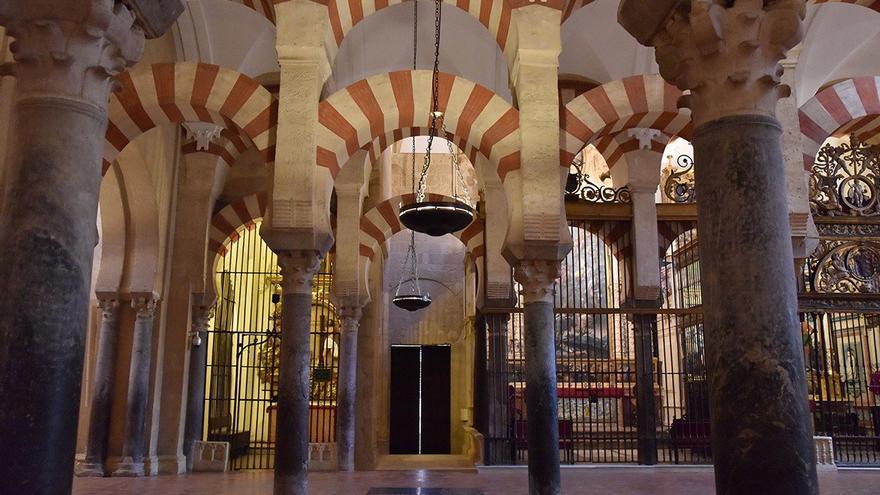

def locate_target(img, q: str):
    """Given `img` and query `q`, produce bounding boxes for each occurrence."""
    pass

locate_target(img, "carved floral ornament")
[812,240,880,294]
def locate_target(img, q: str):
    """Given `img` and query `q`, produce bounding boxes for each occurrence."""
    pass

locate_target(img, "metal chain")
[441,120,472,205]
[398,0,421,297]
[411,0,417,195]
[415,0,442,202]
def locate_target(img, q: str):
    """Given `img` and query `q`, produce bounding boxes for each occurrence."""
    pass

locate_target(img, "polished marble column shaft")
[78,296,123,477]
[115,295,159,477]
[694,115,817,494]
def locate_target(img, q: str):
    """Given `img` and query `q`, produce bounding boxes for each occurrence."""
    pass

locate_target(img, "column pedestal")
[77,296,123,477]
[114,294,159,478]
[274,251,321,495]
[694,115,818,494]
[515,261,561,495]
[336,305,361,472]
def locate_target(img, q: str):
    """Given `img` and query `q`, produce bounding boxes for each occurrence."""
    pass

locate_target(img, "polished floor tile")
[72,467,880,495]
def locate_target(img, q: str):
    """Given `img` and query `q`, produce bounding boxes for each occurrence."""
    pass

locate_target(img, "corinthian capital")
[514,260,560,305]
[96,294,120,322]
[651,0,805,126]
[131,293,159,320]
[1,0,145,108]
[278,250,322,295]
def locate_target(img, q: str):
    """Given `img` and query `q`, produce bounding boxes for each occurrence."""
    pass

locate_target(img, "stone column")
[620,2,818,492]
[274,250,322,495]
[514,261,561,495]
[77,295,122,477]
[616,141,662,465]
[485,308,512,465]
[183,295,214,472]
[632,308,658,466]
[0,5,143,493]
[336,304,362,472]
[115,294,160,477]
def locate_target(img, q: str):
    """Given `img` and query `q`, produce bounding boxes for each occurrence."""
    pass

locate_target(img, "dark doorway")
[389,345,451,454]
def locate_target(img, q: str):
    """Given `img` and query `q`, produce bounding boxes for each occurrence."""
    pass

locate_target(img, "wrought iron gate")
[203,222,339,470]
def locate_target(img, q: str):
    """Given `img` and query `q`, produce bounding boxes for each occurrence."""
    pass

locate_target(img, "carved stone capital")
[191,296,215,332]
[183,122,224,151]
[651,0,805,127]
[628,128,662,151]
[96,295,120,322]
[277,250,322,295]
[514,260,560,304]
[338,305,363,334]
[2,1,145,110]
[131,293,159,321]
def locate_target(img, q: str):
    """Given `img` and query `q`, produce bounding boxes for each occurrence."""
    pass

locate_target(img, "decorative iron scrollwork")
[810,135,880,217]
[662,154,696,203]
[812,240,880,294]
[565,154,631,203]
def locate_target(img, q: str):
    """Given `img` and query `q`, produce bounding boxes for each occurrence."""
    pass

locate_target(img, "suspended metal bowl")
[399,200,475,237]
[392,294,433,312]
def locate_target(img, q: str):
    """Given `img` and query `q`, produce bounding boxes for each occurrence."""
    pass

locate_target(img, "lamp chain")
[415,0,442,203]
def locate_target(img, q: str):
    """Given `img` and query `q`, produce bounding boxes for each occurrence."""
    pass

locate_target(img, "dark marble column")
[184,295,214,472]
[514,261,561,495]
[114,294,159,477]
[0,6,143,494]
[274,251,322,495]
[336,305,362,472]
[694,115,817,494]
[485,311,512,465]
[632,310,658,466]
[77,296,122,477]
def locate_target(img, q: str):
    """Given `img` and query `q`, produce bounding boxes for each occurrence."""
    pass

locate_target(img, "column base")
[157,454,187,475]
[112,458,145,477]
[74,461,107,477]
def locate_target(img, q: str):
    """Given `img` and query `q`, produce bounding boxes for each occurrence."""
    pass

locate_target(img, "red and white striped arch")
[591,131,670,170]
[230,0,276,24]
[560,74,692,167]
[318,70,520,182]
[208,193,268,258]
[658,221,697,260]
[364,126,481,168]
[799,76,880,170]
[359,193,484,262]
[359,192,485,296]
[105,62,277,174]
[181,129,249,167]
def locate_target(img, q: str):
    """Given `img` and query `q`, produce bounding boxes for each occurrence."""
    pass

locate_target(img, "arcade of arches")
[1,1,880,495]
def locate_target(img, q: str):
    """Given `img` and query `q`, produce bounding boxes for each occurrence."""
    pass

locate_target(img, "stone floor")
[72,467,880,494]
